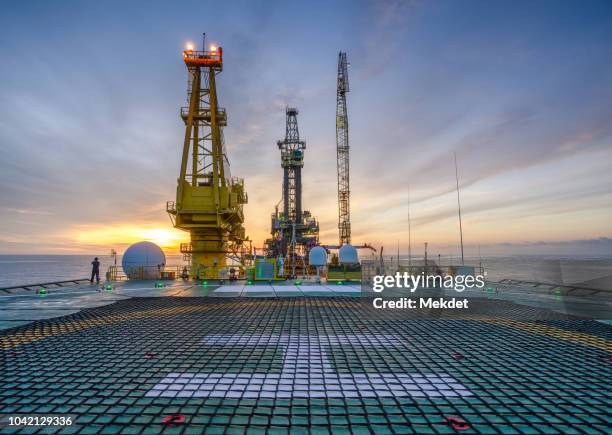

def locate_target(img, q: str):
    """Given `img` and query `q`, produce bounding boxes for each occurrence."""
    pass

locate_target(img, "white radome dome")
[122,241,166,279]
[309,246,327,267]
[339,244,359,264]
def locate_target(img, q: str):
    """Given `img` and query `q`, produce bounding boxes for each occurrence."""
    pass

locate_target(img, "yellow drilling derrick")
[167,41,249,279]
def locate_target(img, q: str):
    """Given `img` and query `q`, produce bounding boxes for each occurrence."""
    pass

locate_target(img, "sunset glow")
[0,1,611,257]
[69,224,189,252]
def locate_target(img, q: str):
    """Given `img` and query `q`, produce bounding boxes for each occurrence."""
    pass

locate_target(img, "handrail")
[183,48,223,67]
[0,278,90,293]
[494,278,612,295]
[180,107,226,119]
[106,264,246,281]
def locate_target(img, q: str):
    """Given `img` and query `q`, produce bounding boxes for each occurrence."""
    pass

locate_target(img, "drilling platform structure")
[167,42,249,279]
[265,108,319,276]
[336,52,351,246]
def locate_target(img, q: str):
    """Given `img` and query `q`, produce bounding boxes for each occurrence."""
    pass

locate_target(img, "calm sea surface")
[0,254,611,288]
[0,254,184,288]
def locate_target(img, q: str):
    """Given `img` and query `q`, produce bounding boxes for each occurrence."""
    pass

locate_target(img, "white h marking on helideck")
[146,334,473,398]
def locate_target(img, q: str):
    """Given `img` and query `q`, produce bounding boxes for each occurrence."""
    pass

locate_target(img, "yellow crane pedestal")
[167,42,248,279]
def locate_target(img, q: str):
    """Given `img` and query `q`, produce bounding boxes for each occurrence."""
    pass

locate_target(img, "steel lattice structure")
[279,108,305,226]
[265,108,319,272]
[167,42,248,279]
[336,52,351,245]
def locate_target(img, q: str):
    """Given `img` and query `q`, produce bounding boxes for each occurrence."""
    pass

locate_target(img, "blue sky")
[0,0,611,257]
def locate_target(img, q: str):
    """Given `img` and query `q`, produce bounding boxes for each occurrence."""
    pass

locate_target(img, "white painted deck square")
[212,285,245,293]
[325,285,360,293]
[146,333,473,399]
[299,285,332,293]
[242,286,276,293]
[272,285,302,292]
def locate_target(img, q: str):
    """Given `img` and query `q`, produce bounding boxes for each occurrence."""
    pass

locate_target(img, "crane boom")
[336,52,351,245]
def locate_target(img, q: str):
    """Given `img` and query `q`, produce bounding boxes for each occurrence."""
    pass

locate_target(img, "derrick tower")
[279,108,305,239]
[336,52,351,245]
[167,41,248,279]
[265,108,319,274]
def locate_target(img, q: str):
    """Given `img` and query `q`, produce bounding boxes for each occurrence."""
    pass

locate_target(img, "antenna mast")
[336,52,351,245]
[454,152,465,265]
[408,185,412,271]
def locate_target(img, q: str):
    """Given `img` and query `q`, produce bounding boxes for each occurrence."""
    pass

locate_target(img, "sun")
[139,228,186,249]
[69,224,189,252]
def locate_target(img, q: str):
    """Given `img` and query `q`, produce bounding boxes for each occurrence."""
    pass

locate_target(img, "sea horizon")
[2,253,611,289]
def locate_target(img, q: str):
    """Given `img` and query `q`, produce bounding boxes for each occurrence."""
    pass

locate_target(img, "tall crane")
[167,40,248,279]
[336,52,351,245]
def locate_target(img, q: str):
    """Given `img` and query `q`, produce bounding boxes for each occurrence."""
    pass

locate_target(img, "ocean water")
[0,254,611,289]
[0,254,185,288]
[480,256,612,286]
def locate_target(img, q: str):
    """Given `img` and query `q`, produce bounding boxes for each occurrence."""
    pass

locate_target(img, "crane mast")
[167,41,248,279]
[336,52,351,245]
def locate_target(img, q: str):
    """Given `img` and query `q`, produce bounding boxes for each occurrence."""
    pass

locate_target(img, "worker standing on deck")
[90,257,100,284]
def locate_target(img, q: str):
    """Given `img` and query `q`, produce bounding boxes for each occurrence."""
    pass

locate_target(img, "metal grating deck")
[1,297,610,434]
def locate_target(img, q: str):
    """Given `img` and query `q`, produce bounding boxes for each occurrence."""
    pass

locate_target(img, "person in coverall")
[90,257,100,283]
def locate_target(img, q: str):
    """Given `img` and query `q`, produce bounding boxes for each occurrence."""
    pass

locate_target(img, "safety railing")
[180,107,227,121]
[106,264,248,282]
[0,279,91,294]
[183,48,223,67]
[106,265,190,282]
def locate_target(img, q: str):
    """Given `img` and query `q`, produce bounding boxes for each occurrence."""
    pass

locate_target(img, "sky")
[0,0,611,258]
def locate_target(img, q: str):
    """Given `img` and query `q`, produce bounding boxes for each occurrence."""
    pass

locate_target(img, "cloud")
[1,1,611,255]
[357,0,421,78]
[4,208,53,216]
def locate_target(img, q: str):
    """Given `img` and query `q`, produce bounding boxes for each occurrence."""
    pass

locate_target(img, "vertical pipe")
[283,168,289,219]
[397,240,400,269]
[424,242,428,276]
[295,166,302,224]
[407,185,412,272]
[192,108,199,185]
[282,167,289,257]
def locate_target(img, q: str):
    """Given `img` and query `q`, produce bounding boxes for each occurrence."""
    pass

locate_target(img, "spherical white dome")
[308,246,327,267]
[122,241,166,279]
[339,244,359,264]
